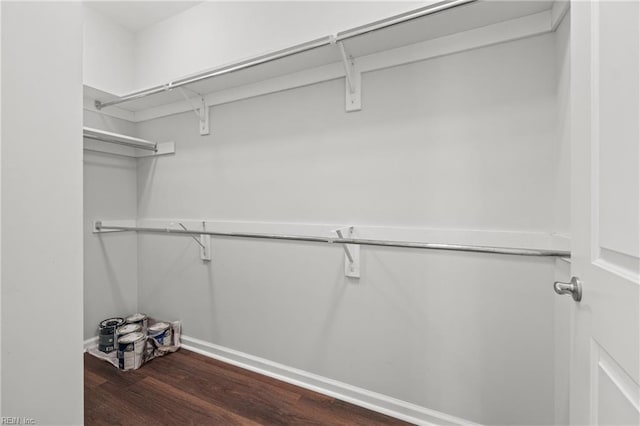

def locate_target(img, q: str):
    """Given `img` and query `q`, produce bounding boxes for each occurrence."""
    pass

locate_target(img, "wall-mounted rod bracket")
[93,220,138,233]
[178,88,210,136]
[178,222,211,262]
[178,223,206,248]
[335,40,362,112]
[199,97,210,135]
[333,226,360,278]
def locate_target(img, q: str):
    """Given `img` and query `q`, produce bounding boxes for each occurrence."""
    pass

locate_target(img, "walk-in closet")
[1,1,638,425]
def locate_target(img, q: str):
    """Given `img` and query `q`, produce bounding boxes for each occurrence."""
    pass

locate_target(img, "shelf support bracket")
[199,97,210,136]
[178,222,211,262]
[336,41,362,112]
[333,226,360,278]
[178,88,210,136]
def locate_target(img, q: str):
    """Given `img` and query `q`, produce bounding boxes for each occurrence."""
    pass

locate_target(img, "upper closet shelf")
[83,127,175,158]
[91,0,556,116]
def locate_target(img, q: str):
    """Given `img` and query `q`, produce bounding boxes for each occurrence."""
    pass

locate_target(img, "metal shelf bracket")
[199,97,210,136]
[333,226,360,278]
[335,40,362,112]
[178,88,210,135]
[178,222,211,262]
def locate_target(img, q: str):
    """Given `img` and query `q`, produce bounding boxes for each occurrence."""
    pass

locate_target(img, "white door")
[568,1,640,425]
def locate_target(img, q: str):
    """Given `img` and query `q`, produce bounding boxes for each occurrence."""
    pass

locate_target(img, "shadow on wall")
[137,154,158,215]
[98,236,130,312]
[205,259,220,341]
[307,264,350,371]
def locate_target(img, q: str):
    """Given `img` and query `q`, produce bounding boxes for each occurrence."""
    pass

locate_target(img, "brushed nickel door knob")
[554,276,582,302]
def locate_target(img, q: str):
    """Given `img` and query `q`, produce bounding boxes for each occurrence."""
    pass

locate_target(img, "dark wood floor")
[85,349,411,425]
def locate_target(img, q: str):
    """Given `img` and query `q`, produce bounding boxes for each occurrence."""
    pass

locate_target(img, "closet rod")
[94,223,570,258]
[83,127,158,152]
[94,0,476,110]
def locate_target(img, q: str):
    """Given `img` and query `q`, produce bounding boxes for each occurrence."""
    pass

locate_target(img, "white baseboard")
[84,336,98,352]
[181,335,479,426]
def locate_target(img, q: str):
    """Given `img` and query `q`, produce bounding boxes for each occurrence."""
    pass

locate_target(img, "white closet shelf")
[90,0,555,115]
[82,126,175,158]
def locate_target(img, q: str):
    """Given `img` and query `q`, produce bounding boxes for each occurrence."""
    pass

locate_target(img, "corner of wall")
[83,5,136,95]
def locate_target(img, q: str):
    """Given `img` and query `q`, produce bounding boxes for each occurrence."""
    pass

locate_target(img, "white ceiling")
[84,1,203,32]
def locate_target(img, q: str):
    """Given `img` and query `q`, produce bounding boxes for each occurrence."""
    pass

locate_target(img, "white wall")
[1,2,84,423]
[133,33,559,425]
[0,1,3,412]
[83,5,136,95]
[134,1,426,89]
[553,11,571,239]
[83,111,139,340]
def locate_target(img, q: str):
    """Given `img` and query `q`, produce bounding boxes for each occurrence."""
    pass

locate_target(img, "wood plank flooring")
[85,349,412,425]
